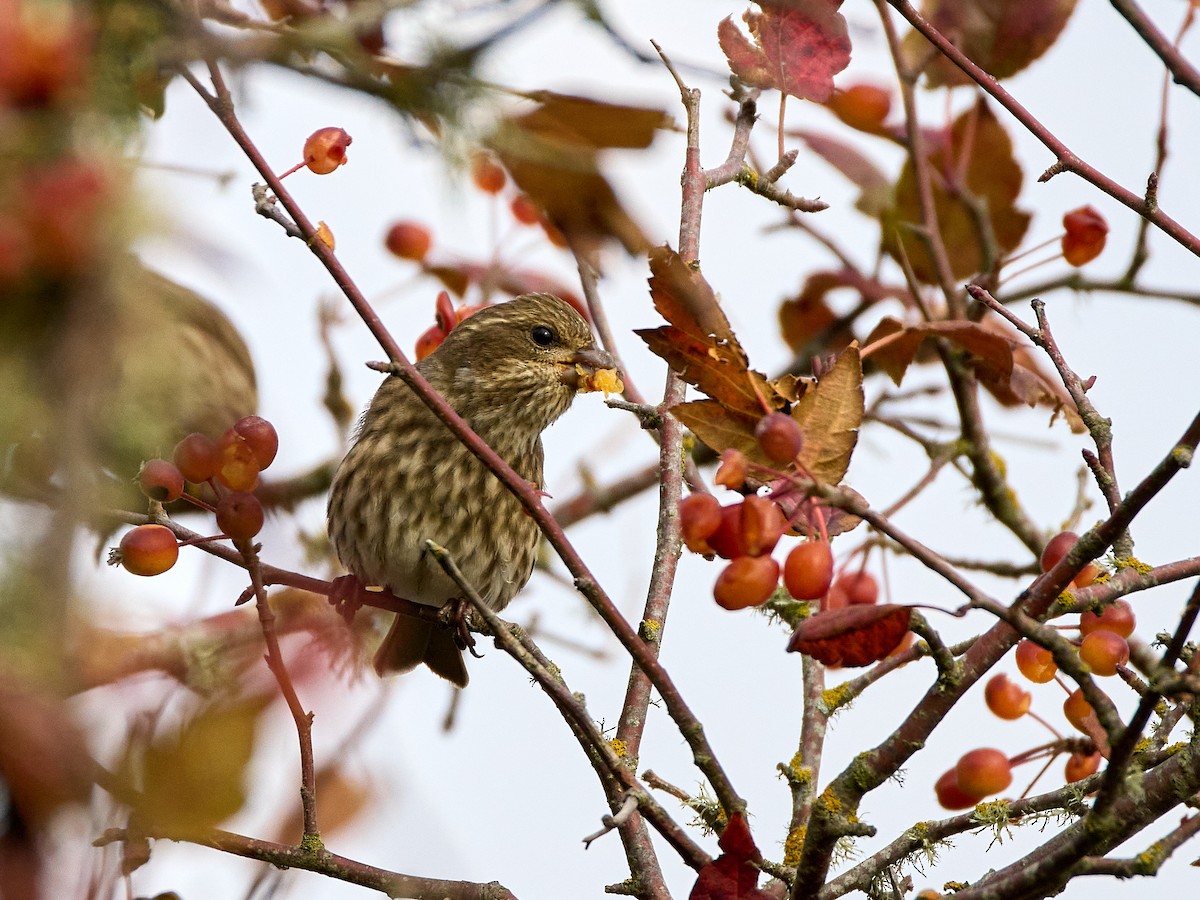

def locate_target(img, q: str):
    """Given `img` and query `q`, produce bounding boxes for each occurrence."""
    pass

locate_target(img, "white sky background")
[73,1,1200,897]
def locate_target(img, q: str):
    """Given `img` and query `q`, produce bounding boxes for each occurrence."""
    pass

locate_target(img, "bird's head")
[423,293,621,439]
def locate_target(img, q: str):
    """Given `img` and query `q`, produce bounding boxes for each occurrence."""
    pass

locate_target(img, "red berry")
[509,194,540,226]
[173,433,219,484]
[755,412,804,464]
[1062,206,1108,266]
[233,416,278,471]
[984,673,1031,720]
[138,459,185,503]
[783,541,834,601]
[1080,600,1135,638]
[935,768,979,810]
[714,556,780,610]
[1015,638,1057,683]
[1064,689,1098,735]
[679,493,722,555]
[1040,531,1077,573]
[385,221,433,262]
[469,153,507,194]
[119,525,179,576]
[1079,630,1129,676]
[303,127,352,175]
[954,748,1012,799]
[837,570,879,605]
[216,491,265,541]
[415,324,447,360]
[1064,750,1101,783]
[705,503,746,560]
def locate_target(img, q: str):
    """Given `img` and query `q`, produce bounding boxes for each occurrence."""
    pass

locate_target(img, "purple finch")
[327,293,618,686]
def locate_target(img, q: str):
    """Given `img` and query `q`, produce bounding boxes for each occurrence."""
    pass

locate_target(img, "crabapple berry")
[783,541,834,601]
[119,525,179,576]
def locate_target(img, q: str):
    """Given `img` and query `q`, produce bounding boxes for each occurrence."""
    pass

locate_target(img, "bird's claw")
[450,599,484,658]
[329,574,364,626]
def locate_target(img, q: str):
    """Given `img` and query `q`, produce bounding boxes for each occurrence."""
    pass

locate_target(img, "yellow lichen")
[820,683,854,715]
[783,825,807,867]
[609,738,627,758]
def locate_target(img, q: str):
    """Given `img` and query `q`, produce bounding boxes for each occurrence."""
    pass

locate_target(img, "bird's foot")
[449,599,484,659]
[329,574,364,626]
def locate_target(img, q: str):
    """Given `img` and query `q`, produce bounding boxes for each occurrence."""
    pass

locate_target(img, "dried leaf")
[647,246,741,348]
[689,812,770,900]
[787,604,912,666]
[791,344,863,484]
[672,399,761,461]
[905,0,1079,88]
[130,695,268,835]
[864,316,1017,386]
[488,93,667,255]
[779,268,908,355]
[718,1,852,102]
[886,99,1030,283]
[639,326,771,418]
[975,319,1085,432]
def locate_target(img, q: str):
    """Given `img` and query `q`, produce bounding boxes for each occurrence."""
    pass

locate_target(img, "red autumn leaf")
[718,1,852,103]
[774,483,865,538]
[975,316,1085,432]
[689,812,771,900]
[904,0,1080,88]
[886,99,1030,283]
[779,267,910,354]
[787,604,912,666]
[863,316,1017,386]
[1062,205,1109,266]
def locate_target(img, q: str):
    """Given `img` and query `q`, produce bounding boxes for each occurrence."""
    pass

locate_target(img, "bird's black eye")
[531,325,556,347]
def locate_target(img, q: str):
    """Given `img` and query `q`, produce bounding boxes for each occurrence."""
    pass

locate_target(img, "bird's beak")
[559,346,623,394]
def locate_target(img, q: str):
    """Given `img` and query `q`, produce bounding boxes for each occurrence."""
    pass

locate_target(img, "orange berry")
[837,570,879,605]
[739,496,787,558]
[714,448,749,490]
[469,153,507,194]
[303,127,352,175]
[1064,688,1098,735]
[119,525,179,576]
[679,493,722,555]
[954,748,1012,798]
[216,434,260,492]
[385,221,433,262]
[1040,530,1077,573]
[783,541,834,601]
[935,768,979,810]
[1015,638,1057,683]
[1064,750,1101,783]
[1080,600,1135,638]
[984,673,1031,720]
[509,194,540,225]
[1079,630,1129,676]
[827,83,891,131]
[714,555,780,610]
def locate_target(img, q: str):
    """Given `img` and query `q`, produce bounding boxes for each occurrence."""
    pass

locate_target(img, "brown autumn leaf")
[794,130,891,216]
[774,483,865,537]
[718,1,852,103]
[779,268,909,356]
[127,694,269,835]
[791,343,863,484]
[689,811,771,900]
[487,93,667,255]
[638,246,783,418]
[275,766,369,843]
[885,99,1030,283]
[976,316,1085,432]
[863,316,1017,386]
[904,0,1080,88]
[787,604,912,666]
[672,399,762,462]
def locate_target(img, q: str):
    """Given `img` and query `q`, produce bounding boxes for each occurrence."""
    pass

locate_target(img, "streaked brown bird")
[327,294,617,686]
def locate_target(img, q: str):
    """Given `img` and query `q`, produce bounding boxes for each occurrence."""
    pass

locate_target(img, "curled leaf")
[787,604,912,666]
[689,811,770,900]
